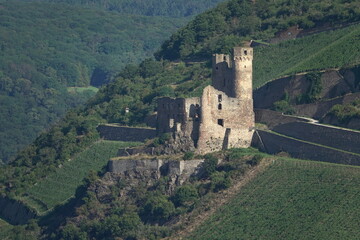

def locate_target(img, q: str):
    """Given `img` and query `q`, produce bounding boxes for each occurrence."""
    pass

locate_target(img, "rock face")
[106,158,204,196]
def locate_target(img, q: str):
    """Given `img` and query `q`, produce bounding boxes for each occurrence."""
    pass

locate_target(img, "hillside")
[1,0,360,239]
[0,1,188,163]
[2,0,360,211]
[188,159,360,239]
[19,0,226,17]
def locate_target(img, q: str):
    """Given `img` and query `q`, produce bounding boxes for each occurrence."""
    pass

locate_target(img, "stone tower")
[196,47,255,153]
[156,47,255,154]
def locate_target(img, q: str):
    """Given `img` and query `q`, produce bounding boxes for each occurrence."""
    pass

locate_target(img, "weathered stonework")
[157,47,255,154]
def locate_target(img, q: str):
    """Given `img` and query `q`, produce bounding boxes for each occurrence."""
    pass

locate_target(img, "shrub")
[202,154,218,178]
[140,194,175,223]
[171,185,199,207]
[210,171,231,192]
[183,151,195,160]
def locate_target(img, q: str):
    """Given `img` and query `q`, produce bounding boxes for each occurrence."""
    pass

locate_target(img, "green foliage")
[327,100,360,125]
[0,0,188,163]
[21,0,226,18]
[171,185,199,207]
[189,159,360,240]
[210,171,231,192]
[296,72,323,104]
[140,194,176,223]
[272,100,295,114]
[183,151,195,160]
[202,154,218,179]
[156,0,360,61]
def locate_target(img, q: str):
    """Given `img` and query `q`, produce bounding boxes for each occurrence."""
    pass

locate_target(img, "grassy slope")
[19,140,141,214]
[189,159,360,240]
[254,23,360,87]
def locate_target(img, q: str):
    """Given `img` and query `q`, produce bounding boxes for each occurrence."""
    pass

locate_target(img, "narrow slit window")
[218,104,222,110]
[218,94,222,102]
[217,119,224,127]
[244,50,248,55]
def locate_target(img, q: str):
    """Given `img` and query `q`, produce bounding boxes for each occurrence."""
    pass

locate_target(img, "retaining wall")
[273,122,360,155]
[97,125,156,142]
[252,130,360,166]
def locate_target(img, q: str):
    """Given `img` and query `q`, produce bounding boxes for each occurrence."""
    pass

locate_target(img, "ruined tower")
[156,47,255,154]
[196,47,255,153]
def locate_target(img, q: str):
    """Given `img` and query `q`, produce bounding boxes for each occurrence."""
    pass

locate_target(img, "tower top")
[233,47,253,60]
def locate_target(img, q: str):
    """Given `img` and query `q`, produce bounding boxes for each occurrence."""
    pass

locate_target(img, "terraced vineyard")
[189,159,360,240]
[254,23,360,87]
[19,140,141,214]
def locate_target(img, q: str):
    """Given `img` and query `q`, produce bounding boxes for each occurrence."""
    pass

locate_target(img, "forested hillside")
[20,0,226,17]
[2,0,360,201]
[0,0,219,163]
[1,0,360,239]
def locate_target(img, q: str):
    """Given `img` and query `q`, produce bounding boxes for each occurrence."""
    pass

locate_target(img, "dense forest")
[1,0,360,239]
[156,0,360,60]
[19,0,226,17]
[0,0,226,163]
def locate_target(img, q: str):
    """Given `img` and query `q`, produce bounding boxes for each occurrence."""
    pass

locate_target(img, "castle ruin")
[157,47,255,154]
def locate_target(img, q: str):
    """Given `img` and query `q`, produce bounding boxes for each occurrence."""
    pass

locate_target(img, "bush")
[202,154,218,178]
[140,194,175,223]
[171,185,199,207]
[210,171,231,192]
[183,151,195,160]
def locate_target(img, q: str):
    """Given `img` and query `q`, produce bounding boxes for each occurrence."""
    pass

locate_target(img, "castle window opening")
[223,56,227,61]
[217,119,224,127]
[244,50,248,55]
[218,104,222,110]
[218,94,222,102]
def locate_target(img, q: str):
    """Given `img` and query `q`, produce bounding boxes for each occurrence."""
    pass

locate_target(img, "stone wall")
[252,130,360,166]
[97,125,156,142]
[0,196,37,225]
[254,109,306,128]
[108,158,204,185]
[197,85,254,153]
[272,122,360,155]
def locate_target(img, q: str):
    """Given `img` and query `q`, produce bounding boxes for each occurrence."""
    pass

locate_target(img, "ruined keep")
[157,47,255,154]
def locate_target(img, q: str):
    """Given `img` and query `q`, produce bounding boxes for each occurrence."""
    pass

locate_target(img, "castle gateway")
[157,47,255,154]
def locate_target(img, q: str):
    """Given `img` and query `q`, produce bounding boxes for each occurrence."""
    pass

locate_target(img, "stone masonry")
[157,47,255,154]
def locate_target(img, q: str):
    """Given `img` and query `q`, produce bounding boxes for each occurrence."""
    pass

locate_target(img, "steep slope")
[1,0,360,238]
[188,159,360,239]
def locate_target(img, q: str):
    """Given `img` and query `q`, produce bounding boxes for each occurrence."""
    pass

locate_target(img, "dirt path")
[163,157,274,240]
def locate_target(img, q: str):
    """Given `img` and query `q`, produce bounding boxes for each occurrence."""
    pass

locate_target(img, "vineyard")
[254,23,360,87]
[189,159,360,239]
[19,140,141,214]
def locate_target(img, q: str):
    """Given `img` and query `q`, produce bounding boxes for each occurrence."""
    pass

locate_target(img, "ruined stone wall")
[157,97,186,134]
[97,125,156,142]
[197,86,254,153]
[252,130,360,166]
[108,158,204,185]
